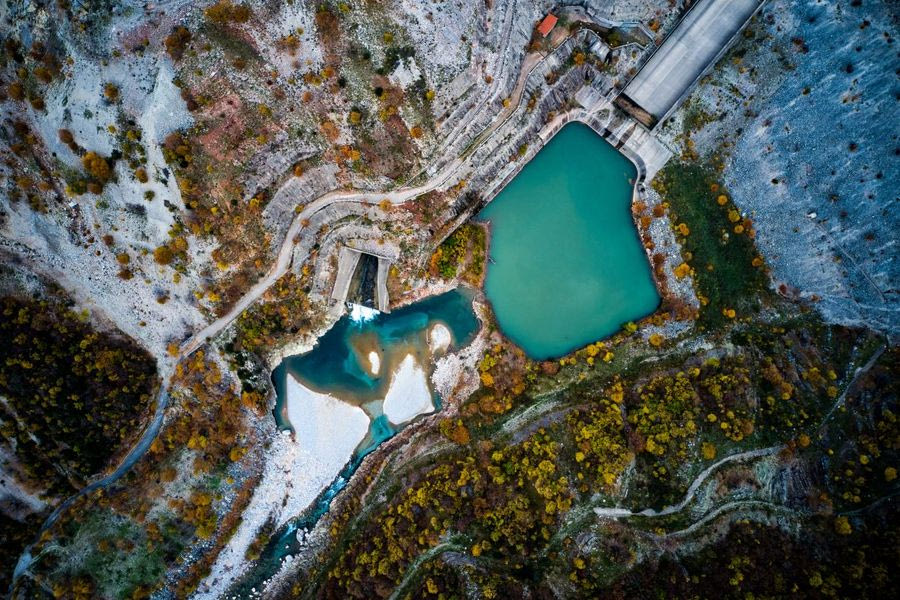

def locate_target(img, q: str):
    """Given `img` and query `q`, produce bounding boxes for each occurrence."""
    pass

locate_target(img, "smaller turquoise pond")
[478,122,659,360]
[272,288,479,430]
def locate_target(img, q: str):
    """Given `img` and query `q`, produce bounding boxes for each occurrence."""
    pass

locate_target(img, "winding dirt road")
[180,155,463,356]
[179,39,563,357]
[593,446,780,519]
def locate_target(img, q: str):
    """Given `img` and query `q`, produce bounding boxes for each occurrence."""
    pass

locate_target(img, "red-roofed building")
[537,14,558,38]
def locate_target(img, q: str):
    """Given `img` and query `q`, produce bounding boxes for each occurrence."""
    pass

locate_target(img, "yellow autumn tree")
[82,151,111,181]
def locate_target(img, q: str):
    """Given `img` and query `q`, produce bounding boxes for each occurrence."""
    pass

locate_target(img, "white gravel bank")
[382,354,433,425]
[193,375,369,600]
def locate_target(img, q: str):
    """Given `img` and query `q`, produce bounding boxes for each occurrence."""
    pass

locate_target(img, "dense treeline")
[0,295,158,482]
[0,293,158,596]
[428,223,486,284]
[0,512,44,593]
[598,516,898,599]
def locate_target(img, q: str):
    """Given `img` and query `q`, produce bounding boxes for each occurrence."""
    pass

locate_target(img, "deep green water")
[238,125,657,595]
[478,122,659,359]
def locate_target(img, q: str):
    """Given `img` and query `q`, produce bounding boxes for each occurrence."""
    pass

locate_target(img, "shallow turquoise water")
[271,287,479,429]
[478,122,659,359]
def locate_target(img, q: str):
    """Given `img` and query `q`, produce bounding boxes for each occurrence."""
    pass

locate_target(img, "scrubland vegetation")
[428,223,486,284]
[654,163,770,329]
[1,1,895,598]
[15,345,263,599]
[146,0,437,315]
[158,125,272,315]
[233,271,323,355]
[285,303,893,598]
[2,1,440,594]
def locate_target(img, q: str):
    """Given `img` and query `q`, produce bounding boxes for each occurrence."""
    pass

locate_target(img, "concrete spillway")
[622,0,764,124]
[331,247,392,312]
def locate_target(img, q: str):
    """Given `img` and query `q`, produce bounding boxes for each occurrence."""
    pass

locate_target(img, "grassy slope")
[656,162,769,329]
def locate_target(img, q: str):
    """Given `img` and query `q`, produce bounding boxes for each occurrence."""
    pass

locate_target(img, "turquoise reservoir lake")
[478,122,659,359]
